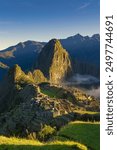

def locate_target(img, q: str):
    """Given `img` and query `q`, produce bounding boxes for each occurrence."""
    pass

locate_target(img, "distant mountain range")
[60,34,100,65]
[0,40,45,69]
[60,34,100,77]
[0,33,100,80]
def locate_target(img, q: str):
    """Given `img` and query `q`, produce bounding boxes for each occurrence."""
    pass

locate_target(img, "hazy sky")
[0,0,100,50]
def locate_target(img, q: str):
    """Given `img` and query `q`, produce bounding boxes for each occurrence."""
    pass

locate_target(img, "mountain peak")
[10,64,23,75]
[28,69,47,84]
[35,39,72,83]
[74,33,83,38]
[48,38,58,43]
[8,64,25,83]
[66,33,83,40]
[45,39,62,50]
[91,34,100,40]
[64,33,100,42]
[38,39,67,56]
[17,42,25,48]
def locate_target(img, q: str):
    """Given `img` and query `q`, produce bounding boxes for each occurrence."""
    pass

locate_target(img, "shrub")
[38,125,56,141]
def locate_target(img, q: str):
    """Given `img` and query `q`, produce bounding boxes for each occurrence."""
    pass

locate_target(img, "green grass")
[40,85,76,104]
[0,121,100,150]
[40,86,62,98]
[57,121,100,150]
[0,136,87,150]
[41,88,57,98]
[74,110,99,115]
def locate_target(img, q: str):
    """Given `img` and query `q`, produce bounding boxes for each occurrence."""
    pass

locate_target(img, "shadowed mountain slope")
[0,41,46,80]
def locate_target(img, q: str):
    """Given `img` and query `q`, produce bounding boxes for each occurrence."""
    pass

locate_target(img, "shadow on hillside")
[52,112,100,129]
[0,112,100,139]
[0,144,79,150]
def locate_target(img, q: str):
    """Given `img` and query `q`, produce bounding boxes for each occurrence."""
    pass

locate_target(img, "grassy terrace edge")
[0,136,87,150]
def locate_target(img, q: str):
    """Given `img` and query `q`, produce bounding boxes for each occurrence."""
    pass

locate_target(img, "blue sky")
[0,0,100,50]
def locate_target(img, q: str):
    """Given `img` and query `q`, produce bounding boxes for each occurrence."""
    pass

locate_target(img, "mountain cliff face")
[8,64,26,83]
[35,39,72,84]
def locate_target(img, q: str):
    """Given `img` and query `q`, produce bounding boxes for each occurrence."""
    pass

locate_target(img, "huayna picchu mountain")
[35,39,72,84]
[0,64,99,138]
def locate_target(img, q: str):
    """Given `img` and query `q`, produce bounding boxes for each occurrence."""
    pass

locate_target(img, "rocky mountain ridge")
[0,33,100,80]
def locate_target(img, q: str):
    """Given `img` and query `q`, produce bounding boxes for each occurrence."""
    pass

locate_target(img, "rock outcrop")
[35,39,72,84]
[8,64,25,83]
[28,69,47,84]
[7,64,47,85]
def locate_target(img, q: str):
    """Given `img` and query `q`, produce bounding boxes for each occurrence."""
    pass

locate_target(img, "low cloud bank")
[65,74,100,99]
[68,74,99,85]
[85,87,100,99]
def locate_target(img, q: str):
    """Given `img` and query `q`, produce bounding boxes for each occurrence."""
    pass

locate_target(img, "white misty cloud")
[86,87,100,99]
[64,74,100,99]
[78,3,90,10]
[69,74,99,85]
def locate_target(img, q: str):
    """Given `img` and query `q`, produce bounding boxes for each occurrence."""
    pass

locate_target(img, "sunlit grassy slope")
[57,121,100,150]
[0,121,99,150]
[0,136,87,150]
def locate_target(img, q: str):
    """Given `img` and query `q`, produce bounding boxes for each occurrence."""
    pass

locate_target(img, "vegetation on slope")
[0,136,87,150]
[0,121,99,150]
[56,121,100,150]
